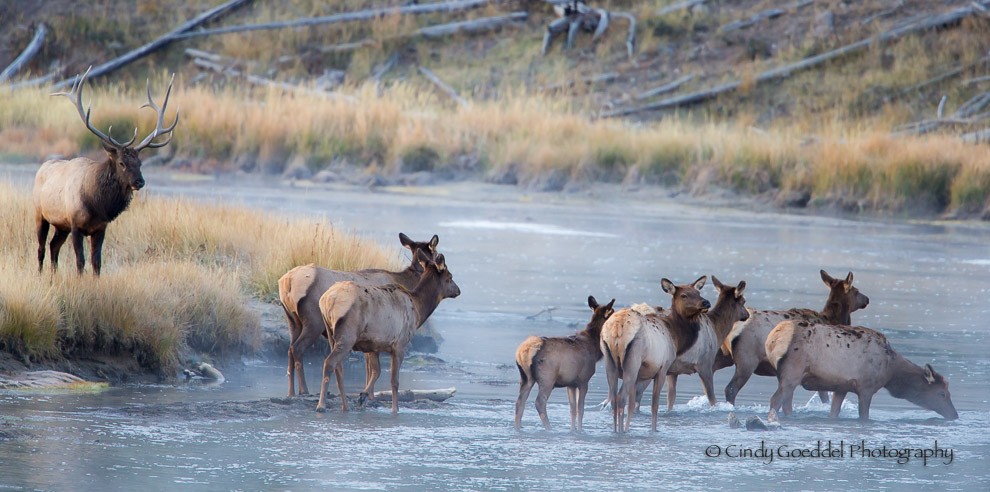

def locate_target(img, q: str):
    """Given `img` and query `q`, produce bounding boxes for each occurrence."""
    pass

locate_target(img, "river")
[1,167,988,491]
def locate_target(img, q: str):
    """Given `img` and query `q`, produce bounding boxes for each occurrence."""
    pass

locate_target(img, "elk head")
[661,276,711,319]
[820,270,870,324]
[400,233,439,273]
[712,275,749,322]
[587,295,616,325]
[415,250,460,299]
[910,364,959,420]
[52,66,179,191]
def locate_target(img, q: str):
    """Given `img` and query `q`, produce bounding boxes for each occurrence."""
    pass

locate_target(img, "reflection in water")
[0,170,988,490]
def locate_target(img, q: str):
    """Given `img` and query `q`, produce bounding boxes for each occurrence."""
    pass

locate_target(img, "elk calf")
[279,233,438,397]
[766,321,958,421]
[316,252,460,414]
[514,296,615,431]
[722,270,869,404]
[34,67,178,275]
[601,276,709,432]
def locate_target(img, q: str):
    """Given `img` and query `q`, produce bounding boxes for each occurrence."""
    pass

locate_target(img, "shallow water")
[1,169,988,490]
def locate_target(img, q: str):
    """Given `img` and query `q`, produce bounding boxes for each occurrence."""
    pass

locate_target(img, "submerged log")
[372,387,456,402]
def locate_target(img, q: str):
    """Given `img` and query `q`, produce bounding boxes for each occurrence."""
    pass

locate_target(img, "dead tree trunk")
[0,23,48,83]
[418,66,468,107]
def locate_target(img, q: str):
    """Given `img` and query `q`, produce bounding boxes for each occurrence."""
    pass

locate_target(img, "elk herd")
[31,69,958,429]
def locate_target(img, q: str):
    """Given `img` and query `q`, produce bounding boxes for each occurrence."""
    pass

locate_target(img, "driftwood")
[318,12,527,54]
[418,66,468,107]
[635,74,694,100]
[894,92,990,136]
[718,0,812,34]
[371,387,456,402]
[173,0,500,40]
[657,0,706,17]
[542,2,636,59]
[0,23,48,83]
[39,0,251,90]
[602,1,990,118]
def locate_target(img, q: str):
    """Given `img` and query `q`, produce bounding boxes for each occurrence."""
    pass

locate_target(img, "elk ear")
[821,269,838,287]
[924,364,937,384]
[692,275,707,291]
[588,296,598,310]
[399,233,414,249]
[711,275,724,291]
[429,235,439,249]
[604,298,616,311]
[844,272,854,292]
[660,278,676,295]
[414,248,431,266]
[435,254,447,272]
[735,280,747,298]
[102,143,118,156]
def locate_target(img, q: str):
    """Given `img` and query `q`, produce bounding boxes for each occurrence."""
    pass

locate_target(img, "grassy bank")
[1,81,989,217]
[0,183,399,376]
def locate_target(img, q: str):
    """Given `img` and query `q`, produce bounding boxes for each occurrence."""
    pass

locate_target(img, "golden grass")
[0,183,399,375]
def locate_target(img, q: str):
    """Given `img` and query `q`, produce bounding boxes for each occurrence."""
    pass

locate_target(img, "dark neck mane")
[410,270,443,327]
[820,290,851,324]
[883,353,924,399]
[707,294,739,345]
[89,158,134,222]
[667,311,701,356]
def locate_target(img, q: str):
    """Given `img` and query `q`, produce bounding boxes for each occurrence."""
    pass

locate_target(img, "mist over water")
[1,169,988,490]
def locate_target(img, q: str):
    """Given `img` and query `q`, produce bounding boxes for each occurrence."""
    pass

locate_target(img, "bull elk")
[316,251,460,414]
[600,276,709,432]
[33,66,178,275]
[720,270,870,405]
[514,295,615,431]
[278,233,439,398]
[766,321,958,421]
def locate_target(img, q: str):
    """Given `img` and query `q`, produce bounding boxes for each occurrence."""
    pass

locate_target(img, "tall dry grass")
[0,183,399,375]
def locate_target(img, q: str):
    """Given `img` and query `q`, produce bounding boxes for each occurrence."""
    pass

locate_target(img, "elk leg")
[829,391,847,418]
[389,351,405,414]
[635,379,649,413]
[699,366,717,407]
[514,371,536,430]
[603,354,620,433]
[70,228,85,274]
[360,352,381,405]
[665,374,678,412]
[89,229,105,276]
[36,218,50,272]
[534,383,553,430]
[856,392,873,420]
[768,380,797,421]
[316,344,351,412]
[282,306,304,397]
[576,382,589,432]
[650,374,663,432]
[566,387,578,431]
[48,229,69,273]
[818,390,831,404]
[725,363,755,405]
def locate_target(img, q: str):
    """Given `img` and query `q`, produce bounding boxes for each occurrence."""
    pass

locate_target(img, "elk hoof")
[358,392,369,406]
[315,405,326,413]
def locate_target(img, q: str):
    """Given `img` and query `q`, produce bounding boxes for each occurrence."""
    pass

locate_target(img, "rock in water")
[728,412,741,429]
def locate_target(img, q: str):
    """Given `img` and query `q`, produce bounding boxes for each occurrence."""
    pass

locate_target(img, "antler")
[51,66,137,150]
[134,74,179,151]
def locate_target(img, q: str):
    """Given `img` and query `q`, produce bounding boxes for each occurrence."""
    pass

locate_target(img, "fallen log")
[319,12,527,54]
[372,387,456,402]
[0,23,48,83]
[601,1,990,118]
[418,66,468,107]
[541,71,619,91]
[173,0,500,40]
[635,74,694,100]
[657,0,706,17]
[718,0,812,34]
[189,54,356,101]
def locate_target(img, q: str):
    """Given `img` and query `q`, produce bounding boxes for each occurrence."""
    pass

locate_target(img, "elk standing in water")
[33,66,178,275]
[279,233,438,397]
[514,296,615,431]
[721,270,869,405]
[600,276,709,432]
[765,321,958,420]
[316,252,460,414]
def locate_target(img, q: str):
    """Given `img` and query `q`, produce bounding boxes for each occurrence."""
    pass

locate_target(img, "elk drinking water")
[316,252,460,414]
[721,270,869,404]
[765,321,958,421]
[33,66,178,275]
[514,295,615,431]
[600,276,709,432]
[278,233,438,397]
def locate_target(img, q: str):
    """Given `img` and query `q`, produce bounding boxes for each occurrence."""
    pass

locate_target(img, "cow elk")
[279,233,438,398]
[600,276,709,432]
[721,270,869,405]
[765,321,958,421]
[316,252,460,414]
[33,66,178,276]
[514,296,615,431]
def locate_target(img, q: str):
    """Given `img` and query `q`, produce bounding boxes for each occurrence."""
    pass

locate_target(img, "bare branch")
[0,23,48,83]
